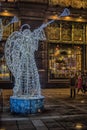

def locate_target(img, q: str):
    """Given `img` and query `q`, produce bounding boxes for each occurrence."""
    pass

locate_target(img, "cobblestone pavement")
[1,88,87,130]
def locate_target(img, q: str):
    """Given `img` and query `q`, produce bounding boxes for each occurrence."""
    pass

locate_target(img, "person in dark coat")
[70,74,77,98]
[82,73,86,93]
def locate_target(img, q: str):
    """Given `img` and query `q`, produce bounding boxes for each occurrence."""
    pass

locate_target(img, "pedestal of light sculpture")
[5,8,70,114]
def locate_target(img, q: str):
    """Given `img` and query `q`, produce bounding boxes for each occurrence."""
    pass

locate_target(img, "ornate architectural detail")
[49,0,87,9]
[46,21,86,44]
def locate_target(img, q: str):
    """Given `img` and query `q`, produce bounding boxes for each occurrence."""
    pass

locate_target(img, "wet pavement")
[1,88,87,130]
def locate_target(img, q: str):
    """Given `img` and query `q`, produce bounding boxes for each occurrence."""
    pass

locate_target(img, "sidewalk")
[1,88,87,130]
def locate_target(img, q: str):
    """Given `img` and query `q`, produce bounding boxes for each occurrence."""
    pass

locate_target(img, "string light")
[5,8,70,98]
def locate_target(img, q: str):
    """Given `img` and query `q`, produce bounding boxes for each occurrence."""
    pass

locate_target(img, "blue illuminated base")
[10,96,44,114]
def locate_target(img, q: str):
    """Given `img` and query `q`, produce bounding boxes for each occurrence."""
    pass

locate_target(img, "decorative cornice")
[0,1,87,22]
[49,0,87,9]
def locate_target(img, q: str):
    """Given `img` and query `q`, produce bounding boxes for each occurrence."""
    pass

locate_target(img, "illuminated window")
[48,44,82,81]
[0,17,20,81]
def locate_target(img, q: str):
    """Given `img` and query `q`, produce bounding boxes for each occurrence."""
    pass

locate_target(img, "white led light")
[5,24,46,97]
[5,8,70,98]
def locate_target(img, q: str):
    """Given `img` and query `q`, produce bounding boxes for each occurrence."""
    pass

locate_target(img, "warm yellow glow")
[76,17,84,22]
[0,10,15,16]
[64,16,71,20]
[75,123,83,129]
[49,14,59,20]
[68,50,72,54]
[0,73,10,78]
[0,10,10,16]
[49,0,87,8]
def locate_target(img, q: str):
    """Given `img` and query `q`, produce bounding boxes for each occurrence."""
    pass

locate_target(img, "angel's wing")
[5,31,23,77]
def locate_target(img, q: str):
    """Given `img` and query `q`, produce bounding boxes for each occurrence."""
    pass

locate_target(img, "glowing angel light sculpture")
[5,24,46,97]
[5,8,70,97]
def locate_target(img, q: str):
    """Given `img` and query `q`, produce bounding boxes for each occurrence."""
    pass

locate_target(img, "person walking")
[70,74,76,98]
[77,73,83,94]
[82,72,86,93]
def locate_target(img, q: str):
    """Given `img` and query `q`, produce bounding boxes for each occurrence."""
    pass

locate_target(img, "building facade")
[0,0,87,88]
